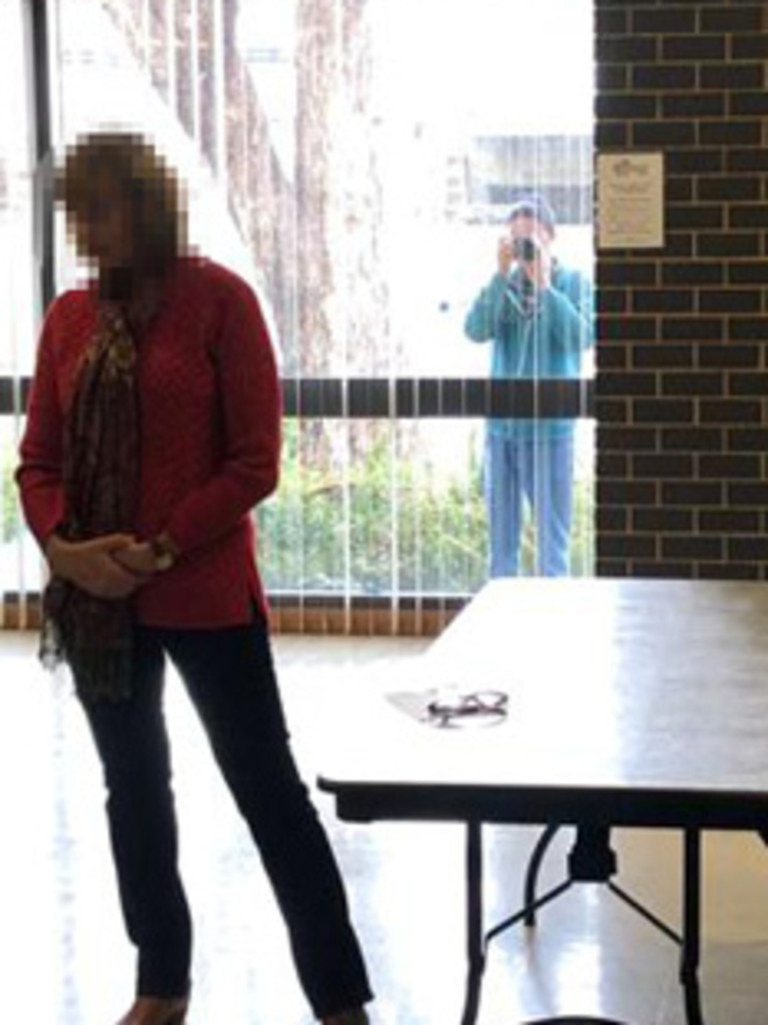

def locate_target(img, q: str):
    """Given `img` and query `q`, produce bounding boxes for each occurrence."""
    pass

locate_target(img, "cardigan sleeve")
[16,302,67,548]
[464,273,509,342]
[163,276,282,553]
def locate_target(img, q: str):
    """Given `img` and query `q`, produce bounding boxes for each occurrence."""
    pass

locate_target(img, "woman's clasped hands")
[45,533,160,599]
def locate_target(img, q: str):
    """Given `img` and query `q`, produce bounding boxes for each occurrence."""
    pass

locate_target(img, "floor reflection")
[2,631,768,1024]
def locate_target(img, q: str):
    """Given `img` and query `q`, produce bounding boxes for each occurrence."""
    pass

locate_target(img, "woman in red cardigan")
[17,132,371,1025]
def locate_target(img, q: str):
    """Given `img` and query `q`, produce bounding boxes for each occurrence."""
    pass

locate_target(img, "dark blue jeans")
[78,613,372,1018]
[485,430,575,577]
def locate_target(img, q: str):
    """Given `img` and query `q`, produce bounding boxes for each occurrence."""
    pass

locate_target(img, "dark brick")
[663,36,726,61]
[699,290,763,314]
[633,508,693,532]
[662,372,723,396]
[728,428,768,451]
[699,344,758,369]
[661,427,723,451]
[697,233,761,258]
[729,318,768,341]
[632,562,695,579]
[598,262,658,287]
[662,262,724,286]
[730,205,768,229]
[666,148,724,175]
[598,535,658,559]
[729,373,768,396]
[596,507,629,532]
[727,149,768,173]
[599,372,658,396]
[632,121,696,147]
[633,344,695,369]
[593,0,768,580]
[633,398,694,423]
[633,65,696,90]
[666,204,723,231]
[595,397,630,423]
[730,92,768,117]
[597,481,659,506]
[631,453,693,475]
[699,120,763,146]
[731,34,768,59]
[633,289,695,313]
[599,426,658,451]
[596,345,629,371]
[729,262,768,285]
[699,510,760,533]
[663,233,695,258]
[660,317,724,342]
[597,65,629,91]
[698,454,761,478]
[595,560,630,578]
[598,453,629,477]
[595,8,628,34]
[728,537,768,562]
[667,183,696,208]
[729,482,768,505]
[700,563,760,581]
[596,93,657,119]
[632,8,697,34]
[662,537,724,560]
[699,63,765,90]
[596,122,629,148]
[597,36,658,63]
[662,93,726,118]
[698,176,762,201]
[662,481,724,506]
[597,316,659,341]
[700,399,762,423]
[596,289,628,314]
[700,7,766,33]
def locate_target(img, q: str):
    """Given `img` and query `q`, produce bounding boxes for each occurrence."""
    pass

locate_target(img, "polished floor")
[3,630,768,1025]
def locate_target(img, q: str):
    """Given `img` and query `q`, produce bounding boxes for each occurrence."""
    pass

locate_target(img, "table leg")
[461,821,485,1025]
[681,827,704,1025]
[523,823,560,925]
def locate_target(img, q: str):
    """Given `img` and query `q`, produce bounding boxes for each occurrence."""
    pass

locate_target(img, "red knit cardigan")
[17,257,281,628]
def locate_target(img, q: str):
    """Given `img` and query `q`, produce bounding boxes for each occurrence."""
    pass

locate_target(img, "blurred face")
[69,175,134,270]
[509,213,553,251]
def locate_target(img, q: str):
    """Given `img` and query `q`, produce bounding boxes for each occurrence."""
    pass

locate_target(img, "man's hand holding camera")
[497,229,552,292]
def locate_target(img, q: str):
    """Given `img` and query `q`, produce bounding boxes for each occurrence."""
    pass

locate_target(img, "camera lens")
[513,237,537,262]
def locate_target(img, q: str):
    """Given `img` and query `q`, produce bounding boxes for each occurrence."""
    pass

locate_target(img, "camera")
[512,236,538,263]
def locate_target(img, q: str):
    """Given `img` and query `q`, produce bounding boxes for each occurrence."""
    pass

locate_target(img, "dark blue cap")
[507,193,556,234]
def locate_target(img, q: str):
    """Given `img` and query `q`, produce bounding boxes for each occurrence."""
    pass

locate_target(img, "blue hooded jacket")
[464,261,594,438]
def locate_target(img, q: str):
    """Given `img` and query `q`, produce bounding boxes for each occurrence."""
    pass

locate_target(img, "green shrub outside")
[257,422,594,596]
[2,442,21,544]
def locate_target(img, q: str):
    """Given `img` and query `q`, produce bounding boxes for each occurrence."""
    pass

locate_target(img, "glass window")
[11,0,595,616]
[0,0,38,623]
[258,417,594,598]
[0,0,36,376]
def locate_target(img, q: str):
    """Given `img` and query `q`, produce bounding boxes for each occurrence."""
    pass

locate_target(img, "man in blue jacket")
[465,194,593,577]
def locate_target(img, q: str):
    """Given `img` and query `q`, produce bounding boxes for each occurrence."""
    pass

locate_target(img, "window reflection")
[6,0,595,610]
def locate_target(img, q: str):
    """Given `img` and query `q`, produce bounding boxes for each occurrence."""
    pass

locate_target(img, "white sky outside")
[239,0,593,140]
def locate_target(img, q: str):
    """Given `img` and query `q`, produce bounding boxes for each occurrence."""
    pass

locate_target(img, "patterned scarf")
[40,302,140,702]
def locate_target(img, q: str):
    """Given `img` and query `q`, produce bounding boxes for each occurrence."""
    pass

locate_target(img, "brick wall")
[595,0,768,578]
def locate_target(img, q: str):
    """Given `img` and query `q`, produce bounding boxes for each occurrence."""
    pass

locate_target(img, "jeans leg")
[531,433,575,577]
[78,630,192,998]
[485,431,523,577]
[164,615,372,1019]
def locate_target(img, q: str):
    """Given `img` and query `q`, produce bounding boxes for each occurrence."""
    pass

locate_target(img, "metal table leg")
[460,821,485,1025]
[681,828,704,1025]
[523,823,561,925]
